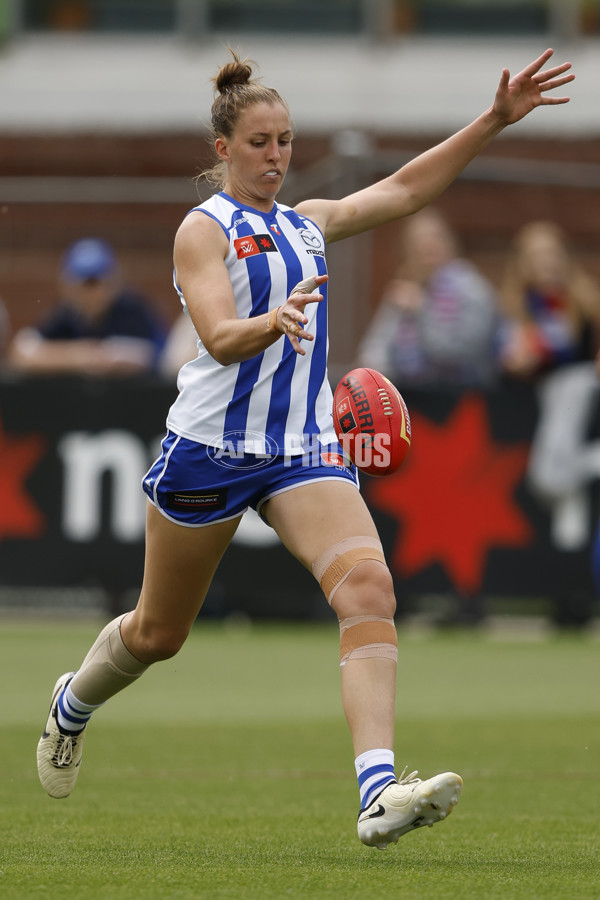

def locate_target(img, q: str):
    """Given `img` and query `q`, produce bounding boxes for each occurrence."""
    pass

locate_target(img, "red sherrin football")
[333,367,411,476]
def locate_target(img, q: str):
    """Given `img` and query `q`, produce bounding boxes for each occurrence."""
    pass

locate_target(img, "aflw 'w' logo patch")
[234,234,278,259]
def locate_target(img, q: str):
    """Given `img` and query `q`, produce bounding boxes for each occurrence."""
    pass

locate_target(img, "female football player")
[38,46,573,850]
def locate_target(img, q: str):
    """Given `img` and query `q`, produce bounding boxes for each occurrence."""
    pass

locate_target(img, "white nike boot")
[357,767,463,849]
[37,672,86,799]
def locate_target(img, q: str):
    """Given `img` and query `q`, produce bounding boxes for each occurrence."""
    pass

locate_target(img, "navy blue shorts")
[143,430,359,526]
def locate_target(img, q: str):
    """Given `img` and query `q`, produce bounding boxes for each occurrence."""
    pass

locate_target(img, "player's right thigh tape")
[70,614,149,706]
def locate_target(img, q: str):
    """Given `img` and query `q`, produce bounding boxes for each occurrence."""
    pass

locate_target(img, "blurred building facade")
[1,0,599,369]
[4,1,600,38]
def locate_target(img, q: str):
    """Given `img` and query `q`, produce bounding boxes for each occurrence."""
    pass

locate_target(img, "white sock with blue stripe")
[355,748,396,810]
[56,681,103,734]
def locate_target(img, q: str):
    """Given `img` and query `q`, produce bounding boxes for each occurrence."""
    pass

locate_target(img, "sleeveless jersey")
[166,192,335,456]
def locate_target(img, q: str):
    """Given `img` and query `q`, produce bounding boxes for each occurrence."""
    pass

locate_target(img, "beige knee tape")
[70,614,148,706]
[311,536,387,604]
[339,615,398,667]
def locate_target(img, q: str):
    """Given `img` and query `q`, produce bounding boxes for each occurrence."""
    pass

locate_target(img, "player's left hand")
[492,48,574,126]
[279,273,328,356]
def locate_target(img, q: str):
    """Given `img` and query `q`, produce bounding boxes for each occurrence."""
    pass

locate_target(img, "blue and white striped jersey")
[166,192,336,455]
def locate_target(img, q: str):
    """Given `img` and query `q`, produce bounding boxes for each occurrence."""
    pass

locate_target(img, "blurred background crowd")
[2,210,599,388]
[0,0,599,625]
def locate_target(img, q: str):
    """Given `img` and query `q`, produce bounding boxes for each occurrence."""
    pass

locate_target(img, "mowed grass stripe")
[0,621,598,899]
[3,620,600,724]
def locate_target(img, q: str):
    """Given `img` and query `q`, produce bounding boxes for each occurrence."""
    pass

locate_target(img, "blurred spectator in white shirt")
[160,310,199,380]
[358,208,499,388]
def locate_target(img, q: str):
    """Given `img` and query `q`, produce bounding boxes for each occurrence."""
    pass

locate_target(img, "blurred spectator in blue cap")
[7,237,167,376]
[61,237,117,281]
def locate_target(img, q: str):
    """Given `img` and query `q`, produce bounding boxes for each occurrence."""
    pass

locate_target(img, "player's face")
[216,101,293,210]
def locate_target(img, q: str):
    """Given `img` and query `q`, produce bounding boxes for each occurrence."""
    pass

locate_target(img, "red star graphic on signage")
[0,413,46,541]
[364,395,533,593]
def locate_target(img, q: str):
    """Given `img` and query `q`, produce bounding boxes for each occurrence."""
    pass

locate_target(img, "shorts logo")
[166,489,228,511]
[336,397,357,434]
[208,430,279,470]
[234,234,278,259]
[320,451,345,467]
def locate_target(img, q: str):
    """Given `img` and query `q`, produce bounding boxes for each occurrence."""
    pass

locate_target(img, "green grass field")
[1,619,598,899]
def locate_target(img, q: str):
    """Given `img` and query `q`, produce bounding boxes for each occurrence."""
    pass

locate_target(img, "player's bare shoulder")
[294,198,331,237]
[174,208,229,265]
[294,197,352,244]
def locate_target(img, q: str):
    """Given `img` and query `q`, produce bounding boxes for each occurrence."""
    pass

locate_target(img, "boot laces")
[397,766,421,786]
[54,734,76,767]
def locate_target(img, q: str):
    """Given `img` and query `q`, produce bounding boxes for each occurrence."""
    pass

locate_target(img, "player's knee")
[128,622,188,662]
[331,559,396,620]
[312,534,394,610]
[150,633,186,661]
[345,557,395,596]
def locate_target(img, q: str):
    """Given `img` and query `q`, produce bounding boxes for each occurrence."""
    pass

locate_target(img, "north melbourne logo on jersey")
[234,234,278,259]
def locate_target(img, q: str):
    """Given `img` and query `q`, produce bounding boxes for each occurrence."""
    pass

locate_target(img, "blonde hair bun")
[214,54,254,94]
